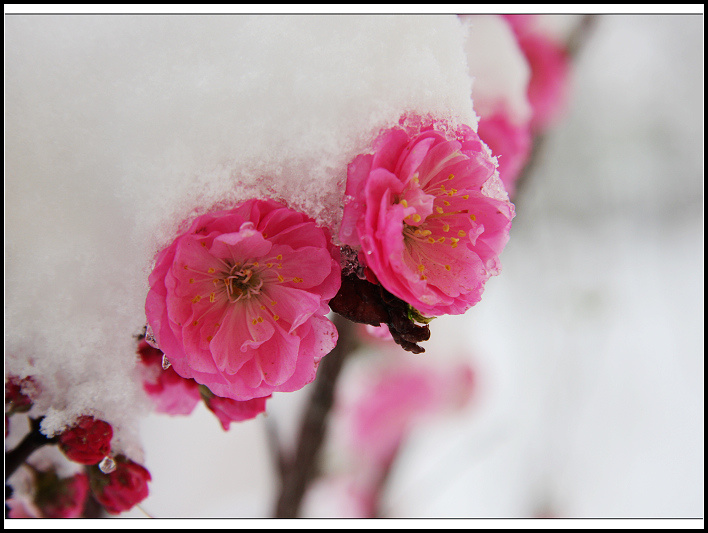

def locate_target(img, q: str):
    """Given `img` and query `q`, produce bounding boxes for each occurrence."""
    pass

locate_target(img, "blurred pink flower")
[89,456,151,515]
[146,198,341,401]
[477,111,532,197]
[504,14,571,132]
[303,476,376,518]
[7,471,89,519]
[137,339,202,416]
[340,360,475,470]
[340,119,514,317]
[460,14,533,196]
[5,497,39,518]
[57,416,113,466]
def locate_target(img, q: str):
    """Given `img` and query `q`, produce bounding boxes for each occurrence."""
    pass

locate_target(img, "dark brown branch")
[273,315,360,518]
[5,417,57,481]
[264,414,287,481]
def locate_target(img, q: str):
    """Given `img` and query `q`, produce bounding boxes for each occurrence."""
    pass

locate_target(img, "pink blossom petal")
[341,119,514,317]
[146,198,340,401]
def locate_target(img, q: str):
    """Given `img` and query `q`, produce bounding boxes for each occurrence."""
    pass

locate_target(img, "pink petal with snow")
[146,198,341,401]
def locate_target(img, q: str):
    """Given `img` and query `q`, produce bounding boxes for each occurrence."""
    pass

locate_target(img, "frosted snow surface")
[5,15,478,454]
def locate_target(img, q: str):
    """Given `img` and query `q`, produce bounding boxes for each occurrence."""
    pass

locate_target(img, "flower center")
[224,262,263,303]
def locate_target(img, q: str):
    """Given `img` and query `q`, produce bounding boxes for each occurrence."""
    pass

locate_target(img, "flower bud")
[58,415,113,465]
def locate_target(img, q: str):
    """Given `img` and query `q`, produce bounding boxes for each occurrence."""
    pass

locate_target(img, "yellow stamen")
[273,315,279,321]
[438,237,446,243]
[418,264,425,272]
[412,214,422,223]
[192,295,201,303]
[436,207,444,214]
[462,194,469,200]
[206,335,213,341]
[443,200,450,206]
[189,278,195,284]
[276,254,283,260]
[443,224,450,232]
[209,292,216,303]
[448,173,455,180]
[257,317,263,323]
[427,237,435,243]
[445,265,451,271]
[458,230,466,237]
[277,274,284,282]
[400,199,408,207]
[208,267,215,273]
[470,214,476,221]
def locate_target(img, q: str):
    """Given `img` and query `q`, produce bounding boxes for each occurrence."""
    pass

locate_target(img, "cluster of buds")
[5,377,151,518]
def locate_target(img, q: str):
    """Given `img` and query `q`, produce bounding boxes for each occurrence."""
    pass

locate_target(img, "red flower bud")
[89,456,151,515]
[5,375,37,415]
[58,415,113,465]
[7,470,90,519]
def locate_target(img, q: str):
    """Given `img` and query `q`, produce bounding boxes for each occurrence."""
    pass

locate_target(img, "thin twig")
[512,14,599,206]
[5,417,57,481]
[273,315,359,518]
[263,413,287,481]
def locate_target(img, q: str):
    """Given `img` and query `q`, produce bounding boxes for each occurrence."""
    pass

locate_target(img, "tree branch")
[273,315,359,518]
[5,417,57,481]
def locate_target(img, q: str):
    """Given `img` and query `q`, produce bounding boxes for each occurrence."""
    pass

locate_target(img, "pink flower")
[58,415,113,465]
[5,497,40,518]
[137,339,202,415]
[504,15,571,132]
[303,476,376,518]
[460,14,533,196]
[8,471,90,519]
[340,361,475,469]
[145,198,341,401]
[477,111,532,196]
[137,339,269,428]
[89,456,151,515]
[340,119,515,317]
[36,472,90,518]
[363,323,394,342]
[199,385,269,431]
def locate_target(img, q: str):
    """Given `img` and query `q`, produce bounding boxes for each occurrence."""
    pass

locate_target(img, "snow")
[5,14,476,453]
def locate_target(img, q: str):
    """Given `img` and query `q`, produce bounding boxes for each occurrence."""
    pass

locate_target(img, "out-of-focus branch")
[5,417,57,481]
[273,315,360,518]
[512,14,599,205]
